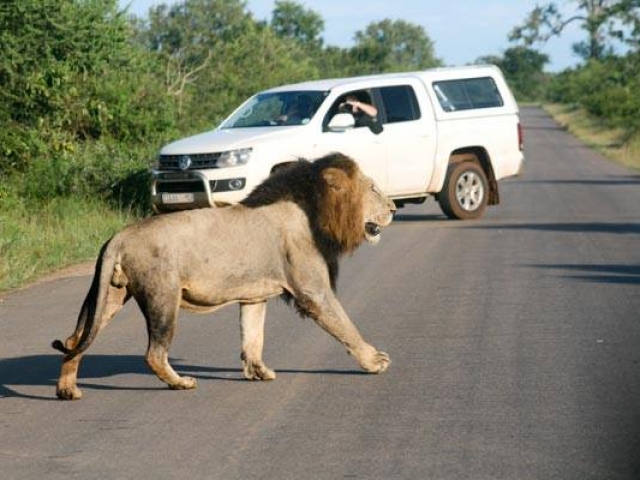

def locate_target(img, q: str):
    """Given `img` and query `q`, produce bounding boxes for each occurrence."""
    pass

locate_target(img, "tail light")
[517,122,524,151]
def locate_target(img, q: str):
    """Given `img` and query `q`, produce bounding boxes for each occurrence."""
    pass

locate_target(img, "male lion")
[52,153,395,400]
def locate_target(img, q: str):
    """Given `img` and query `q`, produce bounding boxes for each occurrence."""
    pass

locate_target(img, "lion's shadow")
[0,354,365,400]
[0,354,236,400]
[180,364,367,379]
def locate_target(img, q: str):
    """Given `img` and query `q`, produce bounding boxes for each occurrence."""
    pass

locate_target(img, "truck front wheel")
[438,161,488,220]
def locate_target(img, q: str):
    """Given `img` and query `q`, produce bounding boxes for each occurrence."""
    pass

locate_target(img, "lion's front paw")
[361,350,390,374]
[243,361,276,381]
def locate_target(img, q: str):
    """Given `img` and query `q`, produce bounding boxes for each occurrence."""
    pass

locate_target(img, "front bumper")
[151,170,247,212]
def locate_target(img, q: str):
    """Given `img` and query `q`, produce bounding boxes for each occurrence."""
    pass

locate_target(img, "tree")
[510,1,640,61]
[138,0,254,120]
[477,47,549,100]
[137,0,320,129]
[270,0,324,50]
[0,0,173,172]
[0,0,128,126]
[203,24,321,123]
[351,19,442,73]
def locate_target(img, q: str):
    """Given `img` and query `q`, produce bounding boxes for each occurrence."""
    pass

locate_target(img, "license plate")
[162,193,195,204]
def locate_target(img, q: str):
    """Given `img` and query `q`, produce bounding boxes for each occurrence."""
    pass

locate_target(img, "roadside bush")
[546,53,640,134]
[16,140,155,212]
[0,126,51,172]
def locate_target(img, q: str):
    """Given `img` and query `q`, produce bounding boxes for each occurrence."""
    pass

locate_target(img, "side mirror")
[327,113,355,132]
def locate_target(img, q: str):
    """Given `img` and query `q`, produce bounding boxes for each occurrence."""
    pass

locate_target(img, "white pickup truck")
[152,65,524,219]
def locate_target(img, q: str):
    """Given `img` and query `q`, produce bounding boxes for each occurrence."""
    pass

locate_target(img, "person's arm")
[346,100,377,117]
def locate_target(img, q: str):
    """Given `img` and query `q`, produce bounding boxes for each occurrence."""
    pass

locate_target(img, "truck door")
[376,83,437,196]
[319,90,388,190]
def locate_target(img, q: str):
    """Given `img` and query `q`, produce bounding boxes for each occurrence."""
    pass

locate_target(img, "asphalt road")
[1,107,640,479]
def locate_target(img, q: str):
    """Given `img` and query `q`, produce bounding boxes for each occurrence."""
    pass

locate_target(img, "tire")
[438,161,489,220]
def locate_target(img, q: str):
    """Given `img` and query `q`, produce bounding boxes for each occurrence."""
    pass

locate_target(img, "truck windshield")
[221,91,327,128]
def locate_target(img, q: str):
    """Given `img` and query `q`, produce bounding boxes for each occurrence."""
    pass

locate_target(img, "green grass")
[0,194,137,292]
[544,104,640,171]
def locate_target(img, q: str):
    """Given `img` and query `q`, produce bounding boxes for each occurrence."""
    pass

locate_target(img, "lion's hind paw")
[168,376,198,390]
[56,386,83,401]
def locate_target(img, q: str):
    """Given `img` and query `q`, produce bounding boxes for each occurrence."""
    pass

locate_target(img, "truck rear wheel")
[438,161,488,220]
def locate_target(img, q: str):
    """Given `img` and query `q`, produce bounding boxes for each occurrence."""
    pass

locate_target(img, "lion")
[52,153,395,400]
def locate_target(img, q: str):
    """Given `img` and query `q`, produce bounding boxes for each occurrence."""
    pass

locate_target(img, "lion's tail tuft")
[51,339,71,354]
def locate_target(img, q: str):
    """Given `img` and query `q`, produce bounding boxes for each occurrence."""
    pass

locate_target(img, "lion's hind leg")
[137,289,197,391]
[55,293,91,400]
[55,284,130,400]
[56,354,85,400]
[240,302,276,381]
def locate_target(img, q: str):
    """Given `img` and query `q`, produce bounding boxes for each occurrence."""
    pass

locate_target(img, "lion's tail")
[51,237,128,358]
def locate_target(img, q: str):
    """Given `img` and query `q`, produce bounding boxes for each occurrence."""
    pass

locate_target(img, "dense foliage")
[546,52,640,133]
[0,0,443,211]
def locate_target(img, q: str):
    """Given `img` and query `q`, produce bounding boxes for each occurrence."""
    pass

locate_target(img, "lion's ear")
[322,167,350,191]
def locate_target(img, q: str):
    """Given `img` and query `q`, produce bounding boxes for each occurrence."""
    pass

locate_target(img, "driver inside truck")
[278,95,314,125]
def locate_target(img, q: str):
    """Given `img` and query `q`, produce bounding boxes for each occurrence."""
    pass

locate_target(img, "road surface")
[1,107,640,479]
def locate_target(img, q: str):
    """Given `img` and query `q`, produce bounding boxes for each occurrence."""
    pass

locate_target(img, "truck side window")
[378,86,421,124]
[324,90,381,133]
[433,77,504,112]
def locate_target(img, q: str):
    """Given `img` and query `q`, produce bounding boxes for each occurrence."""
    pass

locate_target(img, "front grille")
[159,153,221,170]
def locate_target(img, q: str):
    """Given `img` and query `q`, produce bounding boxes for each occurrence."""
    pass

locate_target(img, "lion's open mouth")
[365,222,381,237]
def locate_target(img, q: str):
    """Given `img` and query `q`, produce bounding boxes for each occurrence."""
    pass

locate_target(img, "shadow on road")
[0,354,154,400]
[392,212,444,222]
[464,221,640,235]
[518,175,640,186]
[179,363,366,379]
[523,124,567,132]
[0,355,367,400]
[527,263,640,285]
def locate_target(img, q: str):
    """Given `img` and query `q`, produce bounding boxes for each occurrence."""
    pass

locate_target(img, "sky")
[118,0,584,72]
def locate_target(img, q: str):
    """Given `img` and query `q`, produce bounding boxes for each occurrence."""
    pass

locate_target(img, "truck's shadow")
[392,212,444,222]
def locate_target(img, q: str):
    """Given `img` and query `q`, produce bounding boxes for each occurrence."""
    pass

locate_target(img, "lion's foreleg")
[304,294,390,374]
[239,302,276,381]
[146,345,197,390]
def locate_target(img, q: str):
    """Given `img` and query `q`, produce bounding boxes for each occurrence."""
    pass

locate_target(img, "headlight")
[217,148,252,168]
